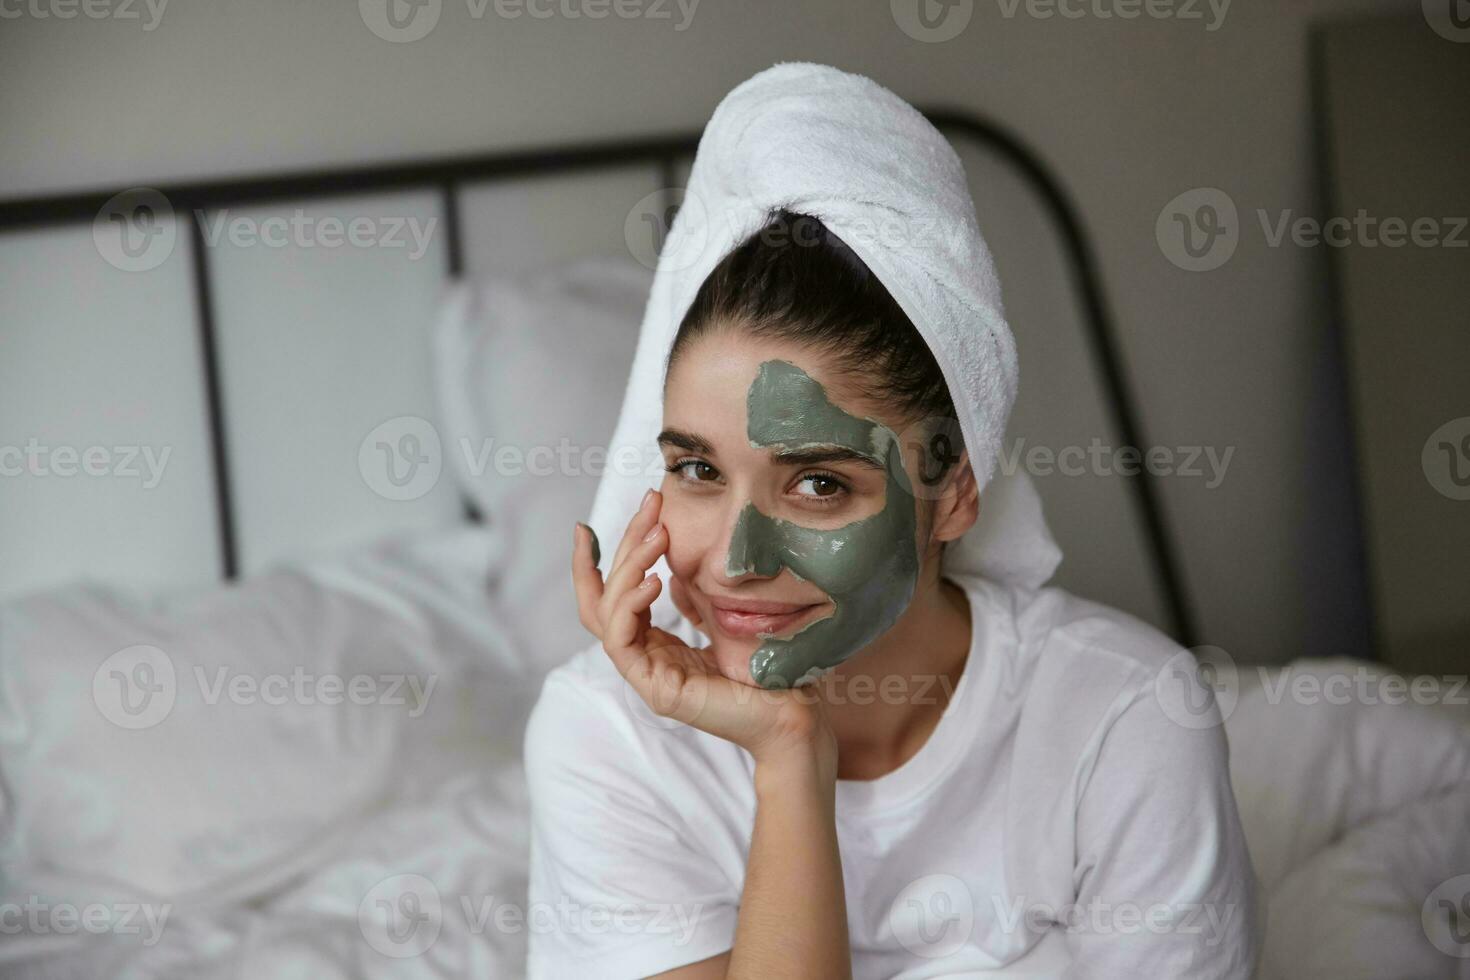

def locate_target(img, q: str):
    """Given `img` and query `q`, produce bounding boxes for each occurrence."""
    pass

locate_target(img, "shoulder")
[1023,583,1201,709]
[961,576,1225,772]
[1018,582,1186,678]
[965,576,1190,697]
[977,580,1251,913]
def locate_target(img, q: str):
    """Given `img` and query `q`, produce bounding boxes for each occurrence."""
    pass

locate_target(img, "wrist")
[752,730,838,793]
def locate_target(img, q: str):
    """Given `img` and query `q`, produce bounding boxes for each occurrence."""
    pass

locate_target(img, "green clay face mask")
[728,360,921,689]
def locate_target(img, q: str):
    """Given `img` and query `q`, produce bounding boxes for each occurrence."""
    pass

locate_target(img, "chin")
[694,605,835,687]
[699,633,762,686]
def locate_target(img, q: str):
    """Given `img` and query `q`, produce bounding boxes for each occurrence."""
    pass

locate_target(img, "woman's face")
[659,328,937,688]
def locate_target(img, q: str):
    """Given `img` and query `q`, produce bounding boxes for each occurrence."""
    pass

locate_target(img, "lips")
[706,597,828,639]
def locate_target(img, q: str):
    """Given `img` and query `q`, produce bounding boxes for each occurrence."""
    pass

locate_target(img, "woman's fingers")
[606,572,662,661]
[610,488,661,573]
[601,520,666,620]
[603,573,664,697]
[571,522,605,638]
[635,631,715,727]
[599,490,667,630]
[576,489,668,644]
[668,574,702,628]
[642,643,695,722]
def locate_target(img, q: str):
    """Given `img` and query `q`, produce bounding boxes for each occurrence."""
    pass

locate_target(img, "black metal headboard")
[0,109,1197,647]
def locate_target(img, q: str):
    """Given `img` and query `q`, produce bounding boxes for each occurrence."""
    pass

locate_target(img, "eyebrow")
[770,446,885,472]
[659,429,883,472]
[657,429,714,454]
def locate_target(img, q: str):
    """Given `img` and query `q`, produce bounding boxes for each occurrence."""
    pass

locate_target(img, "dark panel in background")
[1320,14,1470,675]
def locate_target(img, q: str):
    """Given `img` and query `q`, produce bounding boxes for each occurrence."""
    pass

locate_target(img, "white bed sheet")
[4,542,1468,978]
[0,526,540,978]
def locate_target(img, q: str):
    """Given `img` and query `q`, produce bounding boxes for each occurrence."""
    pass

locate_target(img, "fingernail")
[642,522,662,542]
[577,522,600,565]
[641,488,656,510]
[639,574,657,589]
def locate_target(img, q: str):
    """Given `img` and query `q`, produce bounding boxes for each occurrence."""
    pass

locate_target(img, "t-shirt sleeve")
[1062,665,1262,979]
[523,670,740,980]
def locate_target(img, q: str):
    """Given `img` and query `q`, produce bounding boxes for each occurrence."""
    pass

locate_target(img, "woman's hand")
[574,490,850,980]
[572,489,836,771]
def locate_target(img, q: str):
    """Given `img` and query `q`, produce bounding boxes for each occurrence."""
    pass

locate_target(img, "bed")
[1,112,1466,978]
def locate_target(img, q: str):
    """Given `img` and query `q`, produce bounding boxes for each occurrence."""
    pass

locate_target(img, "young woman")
[526,65,1258,980]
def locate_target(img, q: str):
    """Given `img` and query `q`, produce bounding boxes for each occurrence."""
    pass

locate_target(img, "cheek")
[658,490,715,579]
[800,522,899,595]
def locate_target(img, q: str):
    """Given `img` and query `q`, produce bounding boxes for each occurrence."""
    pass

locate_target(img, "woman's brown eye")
[672,460,718,482]
[796,474,844,498]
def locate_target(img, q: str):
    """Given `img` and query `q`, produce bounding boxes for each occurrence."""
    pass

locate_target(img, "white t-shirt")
[524,573,1261,979]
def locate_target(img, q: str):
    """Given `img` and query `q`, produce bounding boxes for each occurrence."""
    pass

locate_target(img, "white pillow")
[433,257,650,672]
[1258,783,1470,980]
[0,527,525,906]
[1224,657,1470,895]
[1222,658,1470,979]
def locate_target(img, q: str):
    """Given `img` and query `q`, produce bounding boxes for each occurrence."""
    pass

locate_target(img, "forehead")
[663,329,896,438]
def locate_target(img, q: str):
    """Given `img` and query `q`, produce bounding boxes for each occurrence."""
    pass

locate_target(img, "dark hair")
[666,209,963,484]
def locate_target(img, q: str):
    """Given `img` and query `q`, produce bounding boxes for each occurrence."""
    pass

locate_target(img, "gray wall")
[1320,15,1470,676]
[1,0,1424,663]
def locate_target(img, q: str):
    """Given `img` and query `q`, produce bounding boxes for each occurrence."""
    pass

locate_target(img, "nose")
[710,500,785,585]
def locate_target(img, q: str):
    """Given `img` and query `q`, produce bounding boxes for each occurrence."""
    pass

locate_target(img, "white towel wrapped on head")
[588,61,1062,627]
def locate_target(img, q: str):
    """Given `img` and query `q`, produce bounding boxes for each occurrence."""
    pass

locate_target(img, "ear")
[929,450,980,544]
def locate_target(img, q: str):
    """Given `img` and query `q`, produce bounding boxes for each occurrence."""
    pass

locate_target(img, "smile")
[707,599,828,639]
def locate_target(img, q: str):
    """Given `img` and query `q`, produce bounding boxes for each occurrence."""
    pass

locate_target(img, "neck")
[820,562,972,781]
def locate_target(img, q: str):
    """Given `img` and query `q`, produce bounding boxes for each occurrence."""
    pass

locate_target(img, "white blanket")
[0,528,536,977]
[1223,658,1470,979]
[3,548,1466,977]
